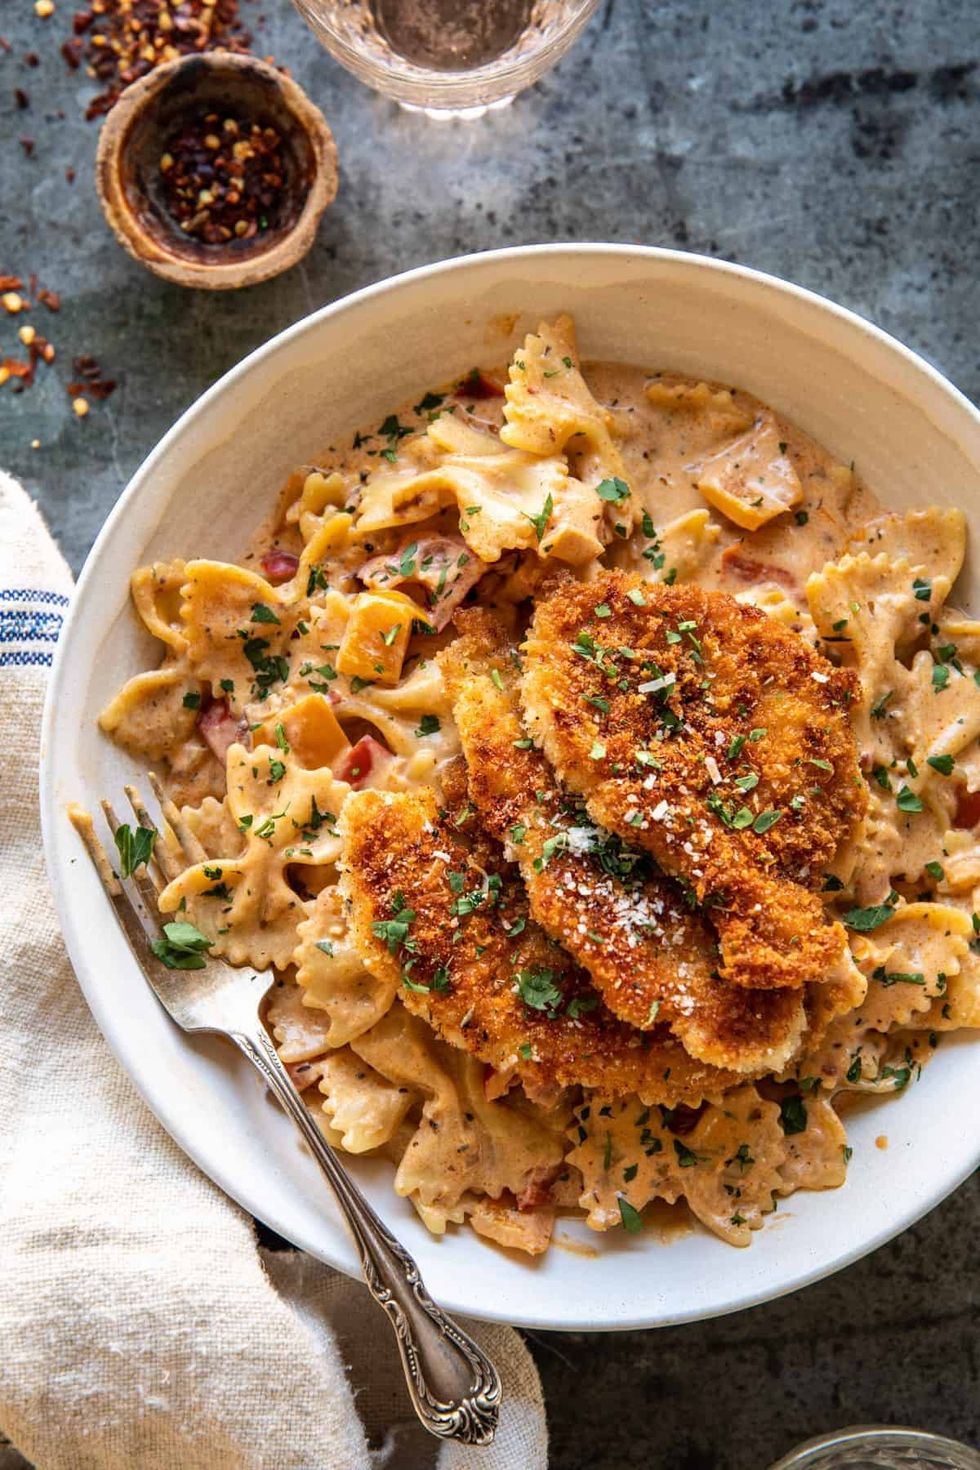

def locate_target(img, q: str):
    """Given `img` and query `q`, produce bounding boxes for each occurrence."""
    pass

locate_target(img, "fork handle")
[231,1025,502,1445]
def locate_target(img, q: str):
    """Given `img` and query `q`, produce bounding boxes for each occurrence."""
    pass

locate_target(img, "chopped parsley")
[240,634,289,698]
[415,714,441,738]
[182,690,201,710]
[522,493,554,543]
[596,477,631,504]
[618,1197,643,1233]
[113,823,157,878]
[673,1139,701,1168]
[872,966,925,988]
[150,920,212,970]
[372,896,417,955]
[778,1095,808,1135]
[896,785,923,813]
[515,966,563,1014]
[927,754,955,776]
[843,901,897,932]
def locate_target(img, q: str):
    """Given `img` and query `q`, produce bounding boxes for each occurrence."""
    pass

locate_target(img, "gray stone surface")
[1,0,977,1465]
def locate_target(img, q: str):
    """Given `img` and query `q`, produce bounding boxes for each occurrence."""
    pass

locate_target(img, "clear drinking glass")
[290,0,601,116]
[768,1427,980,1470]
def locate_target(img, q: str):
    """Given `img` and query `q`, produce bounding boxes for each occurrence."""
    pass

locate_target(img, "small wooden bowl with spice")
[96,53,338,290]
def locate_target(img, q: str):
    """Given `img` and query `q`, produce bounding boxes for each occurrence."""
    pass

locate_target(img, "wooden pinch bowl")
[96,52,338,290]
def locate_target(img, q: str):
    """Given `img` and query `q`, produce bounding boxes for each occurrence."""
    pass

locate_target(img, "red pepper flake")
[70,0,252,120]
[68,353,116,400]
[157,110,286,244]
[0,359,32,385]
[14,88,30,108]
[60,37,83,68]
[37,288,61,311]
[23,51,40,67]
[67,378,115,400]
[0,276,23,292]
[65,167,76,183]
[19,137,36,158]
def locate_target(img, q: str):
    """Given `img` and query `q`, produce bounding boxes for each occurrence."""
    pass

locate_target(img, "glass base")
[768,1426,980,1469]
[397,95,516,120]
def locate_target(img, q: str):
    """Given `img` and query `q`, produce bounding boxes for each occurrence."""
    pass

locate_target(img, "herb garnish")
[114,823,157,878]
[150,920,212,970]
[778,1095,807,1135]
[596,477,631,504]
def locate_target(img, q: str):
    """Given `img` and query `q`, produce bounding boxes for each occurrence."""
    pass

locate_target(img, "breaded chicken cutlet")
[338,785,754,1106]
[439,609,807,1074]
[522,572,866,992]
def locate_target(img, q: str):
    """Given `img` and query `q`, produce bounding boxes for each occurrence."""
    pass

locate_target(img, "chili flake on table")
[158,111,287,244]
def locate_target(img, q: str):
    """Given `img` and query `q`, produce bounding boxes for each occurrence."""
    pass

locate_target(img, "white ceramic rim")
[40,244,980,1331]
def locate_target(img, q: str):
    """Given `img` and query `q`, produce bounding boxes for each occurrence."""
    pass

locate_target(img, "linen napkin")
[0,472,548,1470]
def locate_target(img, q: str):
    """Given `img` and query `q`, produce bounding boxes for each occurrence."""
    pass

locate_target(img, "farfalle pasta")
[100,314,980,1256]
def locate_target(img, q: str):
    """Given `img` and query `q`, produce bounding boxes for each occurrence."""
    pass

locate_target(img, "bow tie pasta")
[96,316,979,1257]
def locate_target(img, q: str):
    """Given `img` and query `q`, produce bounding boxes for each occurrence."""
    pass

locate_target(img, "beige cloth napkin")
[0,473,548,1470]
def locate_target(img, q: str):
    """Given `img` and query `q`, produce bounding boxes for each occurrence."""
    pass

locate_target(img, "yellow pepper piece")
[336,590,420,686]
[252,694,350,770]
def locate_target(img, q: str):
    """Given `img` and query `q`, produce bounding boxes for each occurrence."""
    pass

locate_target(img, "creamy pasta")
[100,315,980,1256]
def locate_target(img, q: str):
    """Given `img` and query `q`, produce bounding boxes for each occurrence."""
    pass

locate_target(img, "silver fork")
[71,782,501,1446]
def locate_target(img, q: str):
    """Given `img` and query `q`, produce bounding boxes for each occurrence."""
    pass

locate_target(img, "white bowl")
[40,245,980,1331]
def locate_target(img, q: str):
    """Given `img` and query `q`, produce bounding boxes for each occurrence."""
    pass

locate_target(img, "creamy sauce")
[100,321,979,1262]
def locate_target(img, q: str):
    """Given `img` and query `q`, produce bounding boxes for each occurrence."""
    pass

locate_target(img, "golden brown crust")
[338,786,750,1105]
[441,611,807,1073]
[522,572,865,991]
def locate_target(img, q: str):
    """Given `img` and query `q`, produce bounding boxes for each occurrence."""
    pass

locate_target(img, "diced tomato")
[286,1061,316,1091]
[516,1165,559,1212]
[720,547,799,592]
[454,368,504,401]
[334,734,393,789]
[260,548,300,585]
[198,699,246,763]
[954,787,980,830]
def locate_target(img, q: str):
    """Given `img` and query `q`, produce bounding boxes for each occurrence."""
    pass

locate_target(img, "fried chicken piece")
[522,572,865,991]
[440,610,807,1073]
[338,785,751,1106]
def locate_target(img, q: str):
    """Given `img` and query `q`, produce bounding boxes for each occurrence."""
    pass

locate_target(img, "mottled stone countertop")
[1,0,977,1465]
